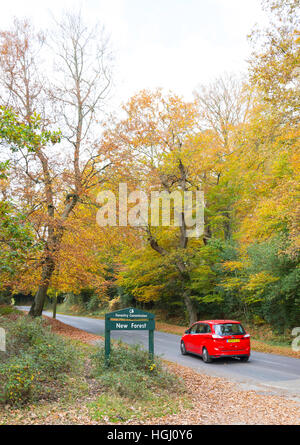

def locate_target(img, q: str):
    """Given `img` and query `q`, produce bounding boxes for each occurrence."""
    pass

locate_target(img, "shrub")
[86,294,100,312]
[0,306,19,316]
[89,342,187,423]
[92,342,184,401]
[0,315,82,405]
[0,356,36,405]
[30,337,80,377]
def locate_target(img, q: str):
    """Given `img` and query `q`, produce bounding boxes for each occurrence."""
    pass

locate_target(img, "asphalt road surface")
[18,307,300,401]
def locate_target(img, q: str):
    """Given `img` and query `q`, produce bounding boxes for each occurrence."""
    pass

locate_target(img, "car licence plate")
[227,339,240,343]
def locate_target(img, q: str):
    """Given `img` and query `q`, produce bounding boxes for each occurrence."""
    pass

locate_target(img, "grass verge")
[89,341,188,423]
[0,310,86,406]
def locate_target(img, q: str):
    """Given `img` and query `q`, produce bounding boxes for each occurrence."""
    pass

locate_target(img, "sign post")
[104,307,155,366]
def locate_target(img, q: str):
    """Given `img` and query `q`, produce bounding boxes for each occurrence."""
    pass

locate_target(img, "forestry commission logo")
[96,183,204,238]
[0,328,5,352]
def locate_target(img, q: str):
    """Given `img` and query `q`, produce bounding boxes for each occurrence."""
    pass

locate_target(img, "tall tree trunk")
[28,194,78,317]
[183,290,198,325]
[223,209,231,240]
[28,255,55,317]
[147,230,198,325]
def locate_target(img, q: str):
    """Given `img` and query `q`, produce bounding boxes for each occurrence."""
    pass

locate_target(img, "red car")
[180,320,250,363]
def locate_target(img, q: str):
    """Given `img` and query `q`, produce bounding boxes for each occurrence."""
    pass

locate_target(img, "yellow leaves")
[243,272,279,293]
[131,285,164,302]
[231,97,300,251]
[106,89,203,186]
[239,200,284,246]
[243,272,280,303]
[222,261,245,272]
[201,294,224,303]
[149,363,156,372]
[221,277,245,291]
[222,269,280,304]
[238,166,299,247]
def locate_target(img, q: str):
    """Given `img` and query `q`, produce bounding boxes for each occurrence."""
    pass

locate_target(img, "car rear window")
[213,323,245,336]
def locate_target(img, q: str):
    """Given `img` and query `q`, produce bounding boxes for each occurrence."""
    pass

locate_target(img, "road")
[18,307,300,401]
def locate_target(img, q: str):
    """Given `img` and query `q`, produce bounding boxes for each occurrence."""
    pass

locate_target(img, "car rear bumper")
[209,341,250,358]
[210,351,250,358]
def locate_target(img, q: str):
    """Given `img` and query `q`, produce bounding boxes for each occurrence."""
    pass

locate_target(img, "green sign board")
[105,307,155,365]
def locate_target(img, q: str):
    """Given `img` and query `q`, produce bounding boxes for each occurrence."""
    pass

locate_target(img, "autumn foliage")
[0,1,299,331]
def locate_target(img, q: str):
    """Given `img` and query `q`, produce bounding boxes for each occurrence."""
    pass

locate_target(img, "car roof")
[194,320,241,325]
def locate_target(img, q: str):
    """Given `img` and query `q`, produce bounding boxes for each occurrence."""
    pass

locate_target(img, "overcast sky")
[0,0,269,109]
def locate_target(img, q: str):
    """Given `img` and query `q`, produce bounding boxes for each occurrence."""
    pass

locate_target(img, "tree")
[102,89,217,323]
[215,0,300,330]
[0,106,58,287]
[249,0,300,123]
[233,0,300,252]
[193,74,252,242]
[194,74,250,151]
[0,15,114,316]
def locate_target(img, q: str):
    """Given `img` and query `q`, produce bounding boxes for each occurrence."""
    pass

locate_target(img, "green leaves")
[0,106,61,152]
[0,201,42,279]
[0,106,60,281]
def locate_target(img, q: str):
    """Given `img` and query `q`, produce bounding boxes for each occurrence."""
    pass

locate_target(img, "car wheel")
[240,356,250,362]
[202,347,212,363]
[180,341,188,355]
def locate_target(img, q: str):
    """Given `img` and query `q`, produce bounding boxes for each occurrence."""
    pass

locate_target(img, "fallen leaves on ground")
[141,362,300,425]
[42,315,104,344]
[250,339,300,358]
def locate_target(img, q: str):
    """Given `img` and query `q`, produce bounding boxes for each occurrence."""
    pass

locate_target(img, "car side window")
[196,324,205,334]
[189,325,198,334]
[189,324,212,334]
[195,324,211,334]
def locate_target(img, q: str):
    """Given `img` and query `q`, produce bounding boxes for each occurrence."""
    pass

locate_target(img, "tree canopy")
[0,1,299,332]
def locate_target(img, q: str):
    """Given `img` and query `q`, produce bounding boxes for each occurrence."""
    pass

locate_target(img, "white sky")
[0,0,269,109]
